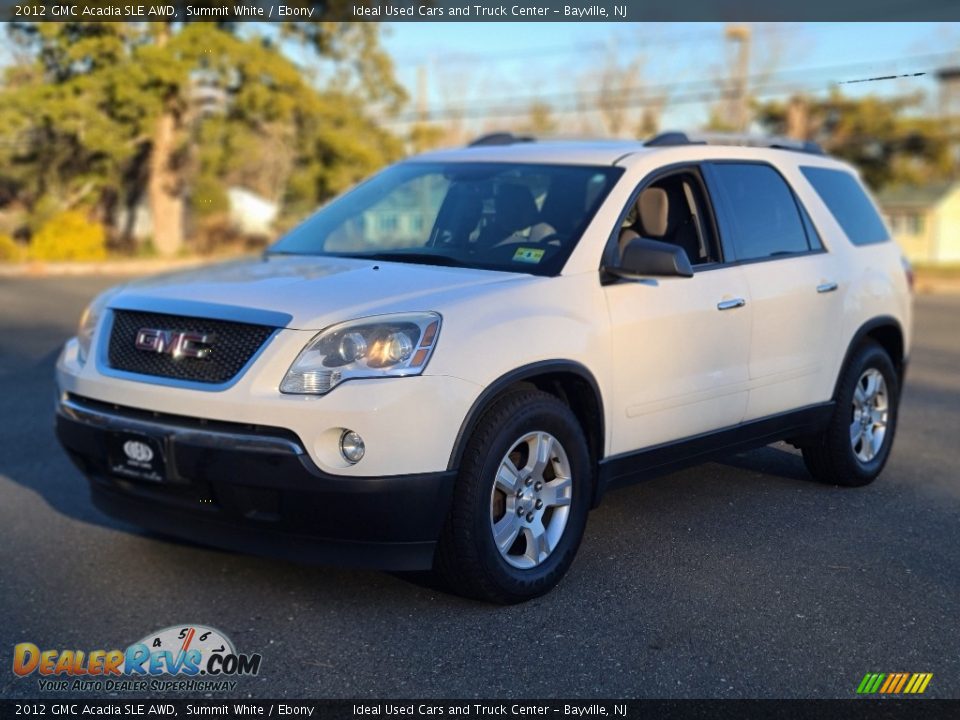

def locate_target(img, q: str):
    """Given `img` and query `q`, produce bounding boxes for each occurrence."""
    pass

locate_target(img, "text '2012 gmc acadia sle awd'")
[56,132,912,603]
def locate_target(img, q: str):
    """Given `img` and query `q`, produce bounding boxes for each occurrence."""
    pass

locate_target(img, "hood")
[109,255,524,329]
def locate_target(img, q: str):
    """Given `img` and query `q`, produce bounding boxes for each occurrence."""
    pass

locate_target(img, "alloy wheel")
[489,432,573,569]
[850,368,889,463]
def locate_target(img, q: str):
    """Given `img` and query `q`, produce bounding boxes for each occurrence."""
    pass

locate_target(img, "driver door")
[603,167,753,456]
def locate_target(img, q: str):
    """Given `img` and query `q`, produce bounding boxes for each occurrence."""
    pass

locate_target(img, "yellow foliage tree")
[0,234,24,262]
[30,211,107,262]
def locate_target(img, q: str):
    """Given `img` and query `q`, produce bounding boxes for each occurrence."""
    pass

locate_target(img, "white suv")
[56,132,912,603]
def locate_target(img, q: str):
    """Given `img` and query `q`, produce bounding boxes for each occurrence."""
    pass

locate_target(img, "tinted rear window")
[709,163,811,261]
[800,167,890,246]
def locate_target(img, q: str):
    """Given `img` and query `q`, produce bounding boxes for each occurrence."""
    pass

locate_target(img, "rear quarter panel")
[782,158,913,385]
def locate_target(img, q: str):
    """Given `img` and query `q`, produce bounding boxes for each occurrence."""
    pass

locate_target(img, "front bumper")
[56,395,456,570]
[57,328,482,478]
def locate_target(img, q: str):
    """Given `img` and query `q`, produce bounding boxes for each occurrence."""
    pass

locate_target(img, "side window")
[617,169,721,266]
[709,163,811,261]
[800,166,890,246]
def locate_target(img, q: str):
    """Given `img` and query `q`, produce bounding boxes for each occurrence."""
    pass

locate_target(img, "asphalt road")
[1,276,958,700]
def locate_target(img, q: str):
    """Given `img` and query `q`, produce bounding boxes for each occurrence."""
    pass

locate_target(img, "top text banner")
[1,0,955,21]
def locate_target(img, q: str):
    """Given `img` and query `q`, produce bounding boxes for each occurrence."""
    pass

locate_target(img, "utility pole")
[936,67,960,118]
[935,67,960,177]
[414,63,431,224]
[785,96,809,140]
[416,64,429,122]
[725,25,751,132]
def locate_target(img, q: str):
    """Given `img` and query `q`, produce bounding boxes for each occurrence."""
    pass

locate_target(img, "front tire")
[802,341,900,486]
[434,389,592,603]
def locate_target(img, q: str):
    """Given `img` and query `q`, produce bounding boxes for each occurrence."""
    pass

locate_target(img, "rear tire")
[802,341,900,487]
[434,390,592,603]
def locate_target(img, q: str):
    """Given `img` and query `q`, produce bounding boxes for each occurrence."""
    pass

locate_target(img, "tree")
[0,23,146,234]
[756,91,954,190]
[576,50,662,139]
[523,101,557,136]
[0,20,405,255]
[595,54,636,137]
[406,122,447,154]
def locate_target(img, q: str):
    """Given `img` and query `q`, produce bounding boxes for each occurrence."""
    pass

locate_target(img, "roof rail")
[645,131,824,156]
[467,132,536,147]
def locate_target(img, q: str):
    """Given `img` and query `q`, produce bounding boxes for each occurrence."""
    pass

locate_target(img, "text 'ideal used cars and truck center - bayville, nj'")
[351,5,620,17]
[352,705,620,715]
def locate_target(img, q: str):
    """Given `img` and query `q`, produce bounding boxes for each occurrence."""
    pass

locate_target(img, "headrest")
[439,184,483,238]
[637,187,669,238]
[539,177,583,234]
[494,183,540,232]
[443,183,482,213]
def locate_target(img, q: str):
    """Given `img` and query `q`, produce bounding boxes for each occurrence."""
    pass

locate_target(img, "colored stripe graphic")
[856,673,886,694]
[858,672,932,694]
[883,673,908,693]
[905,673,934,694]
[893,673,910,693]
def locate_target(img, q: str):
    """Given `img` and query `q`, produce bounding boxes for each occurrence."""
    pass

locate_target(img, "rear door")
[704,161,843,420]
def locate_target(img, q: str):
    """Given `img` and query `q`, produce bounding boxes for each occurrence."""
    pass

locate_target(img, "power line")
[390,24,806,67]
[839,72,928,85]
[387,51,958,123]
[388,23,854,79]
[387,79,814,123]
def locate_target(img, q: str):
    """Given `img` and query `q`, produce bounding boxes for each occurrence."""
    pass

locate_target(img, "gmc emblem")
[135,328,215,360]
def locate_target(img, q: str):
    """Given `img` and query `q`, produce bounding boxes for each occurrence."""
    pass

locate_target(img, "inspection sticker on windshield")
[513,247,545,264]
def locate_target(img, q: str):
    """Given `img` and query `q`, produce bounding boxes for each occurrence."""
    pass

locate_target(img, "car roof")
[404,134,852,172]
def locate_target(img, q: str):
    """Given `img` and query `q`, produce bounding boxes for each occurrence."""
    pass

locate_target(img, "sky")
[2,21,957,135]
[378,22,960,131]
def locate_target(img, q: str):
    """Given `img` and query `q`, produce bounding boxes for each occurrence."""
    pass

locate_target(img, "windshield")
[269,162,623,276]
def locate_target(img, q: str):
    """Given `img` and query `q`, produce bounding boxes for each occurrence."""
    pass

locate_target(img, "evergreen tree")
[0,20,405,255]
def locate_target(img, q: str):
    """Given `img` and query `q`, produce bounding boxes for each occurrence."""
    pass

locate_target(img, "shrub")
[190,177,230,219]
[29,211,108,262]
[0,233,24,262]
[191,215,243,255]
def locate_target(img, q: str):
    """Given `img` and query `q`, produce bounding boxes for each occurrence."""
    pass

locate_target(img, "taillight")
[901,256,915,293]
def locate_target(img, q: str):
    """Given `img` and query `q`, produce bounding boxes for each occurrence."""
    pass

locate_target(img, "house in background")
[875,182,960,265]
[226,188,278,236]
[122,186,279,244]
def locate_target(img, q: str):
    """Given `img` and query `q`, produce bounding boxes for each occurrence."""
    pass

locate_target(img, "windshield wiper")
[264,249,467,268]
[343,251,466,268]
[264,249,304,257]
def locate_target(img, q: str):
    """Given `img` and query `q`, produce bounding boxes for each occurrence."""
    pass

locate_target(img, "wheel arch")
[834,316,906,399]
[447,361,605,476]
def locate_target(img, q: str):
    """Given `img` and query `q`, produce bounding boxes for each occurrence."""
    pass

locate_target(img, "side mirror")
[608,237,694,279]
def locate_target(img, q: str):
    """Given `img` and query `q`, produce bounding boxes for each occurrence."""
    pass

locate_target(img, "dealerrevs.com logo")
[12,624,262,693]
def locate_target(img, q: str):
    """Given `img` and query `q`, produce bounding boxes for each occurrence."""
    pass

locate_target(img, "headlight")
[280,312,441,395]
[76,290,118,366]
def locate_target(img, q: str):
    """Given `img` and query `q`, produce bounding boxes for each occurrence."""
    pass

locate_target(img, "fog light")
[339,430,365,464]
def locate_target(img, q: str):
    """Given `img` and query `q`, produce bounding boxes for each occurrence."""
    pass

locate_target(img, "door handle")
[816,282,839,294]
[717,298,746,311]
